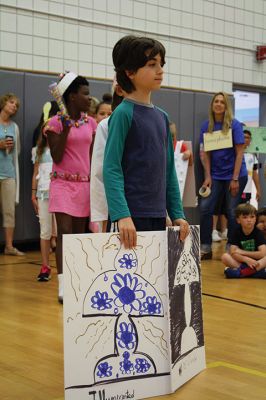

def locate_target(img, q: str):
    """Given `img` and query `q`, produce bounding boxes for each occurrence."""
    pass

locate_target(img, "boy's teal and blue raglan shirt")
[103,98,185,222]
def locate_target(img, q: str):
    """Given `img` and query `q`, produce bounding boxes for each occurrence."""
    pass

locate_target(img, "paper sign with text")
[203,129,233,152]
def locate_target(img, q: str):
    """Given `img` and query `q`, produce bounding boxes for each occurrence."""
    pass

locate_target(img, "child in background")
[46,73,97,303]
[242,129,261,203]
[257,207,266,240]
[169,121,193,165]
[32,101,59,281]
[103,35,189,249]
[88,96,99,119]
[169,121,194,202]
[95,93,112,124]
[222,203,266,278]
[90,86,124,232]
[89,92,113,234]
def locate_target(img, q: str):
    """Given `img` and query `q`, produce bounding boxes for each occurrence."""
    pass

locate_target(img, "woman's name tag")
[203,129,233,151]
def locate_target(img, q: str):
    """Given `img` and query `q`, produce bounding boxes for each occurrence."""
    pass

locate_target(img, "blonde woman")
[0,93,24,255]
[200,92,247,260]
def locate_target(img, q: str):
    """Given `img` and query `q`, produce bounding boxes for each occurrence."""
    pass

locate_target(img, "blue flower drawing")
[142,296,162,314]
[91,290,113,310]
[135,358,151,373]
[96,362,113,378]
[118,253,137,270]
[119,351,134,375]
[116,322,136,350]
[111,273,145,313]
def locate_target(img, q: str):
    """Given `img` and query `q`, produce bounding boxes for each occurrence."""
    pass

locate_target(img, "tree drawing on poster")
[82,244,164,381]
[64,232,170,399]
[168,226,204,365]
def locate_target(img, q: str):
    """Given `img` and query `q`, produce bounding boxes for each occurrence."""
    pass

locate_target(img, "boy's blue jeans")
[200,176,247,252]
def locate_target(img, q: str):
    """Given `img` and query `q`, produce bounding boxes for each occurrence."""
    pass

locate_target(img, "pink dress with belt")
[48,115,97,217]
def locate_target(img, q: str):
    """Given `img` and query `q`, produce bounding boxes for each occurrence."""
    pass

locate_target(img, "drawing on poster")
[83,243,165,382]
[64,228,205,399]
[64,232,170,391]
[167,226,204,366]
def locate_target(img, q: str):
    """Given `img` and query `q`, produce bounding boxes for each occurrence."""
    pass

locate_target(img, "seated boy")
[257,207,266,240]
[221,203,266,278]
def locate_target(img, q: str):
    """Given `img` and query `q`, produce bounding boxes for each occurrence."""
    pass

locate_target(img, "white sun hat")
[57,71,78,95]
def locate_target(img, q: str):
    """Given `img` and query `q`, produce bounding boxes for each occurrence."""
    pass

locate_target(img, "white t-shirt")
[90,117,109,222]
[243,152,258,194]
[32,146,53,200]
[174,140,189,200]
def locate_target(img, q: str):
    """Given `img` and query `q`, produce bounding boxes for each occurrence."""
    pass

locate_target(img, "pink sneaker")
[37,265,51,282]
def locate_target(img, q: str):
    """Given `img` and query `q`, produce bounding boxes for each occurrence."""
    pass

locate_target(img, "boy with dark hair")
[257,207,266,240]
[242,129,261,203]
[103,35,189,249]
[222,203,266,278]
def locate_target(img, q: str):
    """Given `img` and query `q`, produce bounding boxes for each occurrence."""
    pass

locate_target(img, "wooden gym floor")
[0,240,265,400]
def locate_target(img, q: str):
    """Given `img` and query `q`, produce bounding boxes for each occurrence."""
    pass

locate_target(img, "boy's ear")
[115,85,124,97]
[125,70,135,80]
[236,217,240,224]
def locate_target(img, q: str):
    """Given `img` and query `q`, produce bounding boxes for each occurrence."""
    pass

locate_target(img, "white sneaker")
[220,229,228,240]
[212,229,221,242]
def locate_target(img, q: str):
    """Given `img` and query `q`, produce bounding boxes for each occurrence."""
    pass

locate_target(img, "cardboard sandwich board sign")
[63,227,205,400]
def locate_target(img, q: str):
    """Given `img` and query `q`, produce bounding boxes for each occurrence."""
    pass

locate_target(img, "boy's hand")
[118,217,137,249]
[244,257,258,269]
[166,216,172,227]
[173,218,190,241]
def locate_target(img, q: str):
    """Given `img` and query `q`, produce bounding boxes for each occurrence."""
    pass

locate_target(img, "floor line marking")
[203,292,266,310]
[207,361,266,378]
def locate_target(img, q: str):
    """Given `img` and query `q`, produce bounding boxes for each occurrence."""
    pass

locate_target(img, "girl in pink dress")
[46,74,97,303]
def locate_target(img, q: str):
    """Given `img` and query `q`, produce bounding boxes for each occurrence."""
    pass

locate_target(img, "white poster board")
[174,142,189,199]
[174,141,197,207]
[63,227,205,400]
